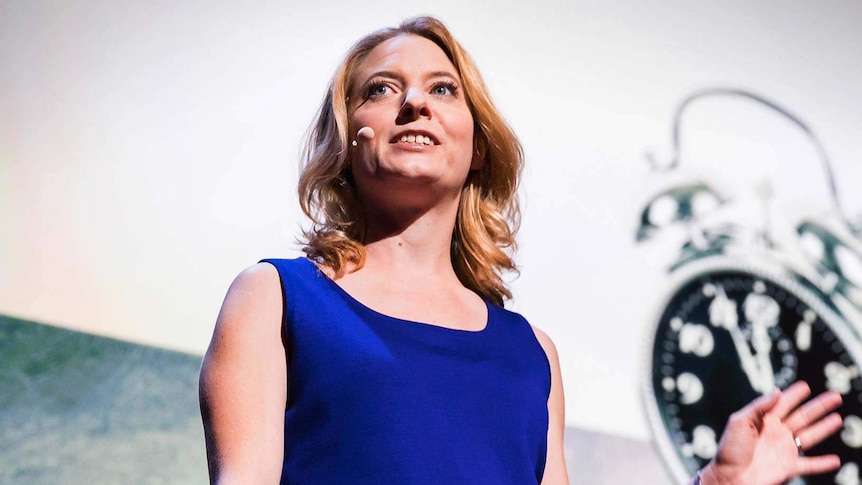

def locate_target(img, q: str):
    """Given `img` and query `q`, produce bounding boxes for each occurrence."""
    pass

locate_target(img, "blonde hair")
[298,16,523,306]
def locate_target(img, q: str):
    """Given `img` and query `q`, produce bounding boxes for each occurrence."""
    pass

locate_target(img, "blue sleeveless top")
[261,258,551,484]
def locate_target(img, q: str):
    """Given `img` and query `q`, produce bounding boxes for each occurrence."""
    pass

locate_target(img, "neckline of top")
[302,258,493,335]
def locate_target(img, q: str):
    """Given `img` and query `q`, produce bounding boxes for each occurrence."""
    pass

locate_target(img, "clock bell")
[637,88,862,485]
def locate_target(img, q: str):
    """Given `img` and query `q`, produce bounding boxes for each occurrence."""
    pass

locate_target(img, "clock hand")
[709,286,765,393]
[743,293,781,393]
[728,324,766,394]
[751,322,776,392]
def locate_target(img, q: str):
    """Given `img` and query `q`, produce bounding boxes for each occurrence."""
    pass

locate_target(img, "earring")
[351,140,358,147]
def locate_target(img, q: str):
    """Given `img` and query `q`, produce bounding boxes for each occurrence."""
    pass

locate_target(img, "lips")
[390,130,439,146]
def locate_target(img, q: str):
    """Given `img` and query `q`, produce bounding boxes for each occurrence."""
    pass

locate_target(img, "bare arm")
[199,263,287,484]
[532,326,570,485]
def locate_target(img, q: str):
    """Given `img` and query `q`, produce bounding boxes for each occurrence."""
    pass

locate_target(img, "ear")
[471,134,487,170]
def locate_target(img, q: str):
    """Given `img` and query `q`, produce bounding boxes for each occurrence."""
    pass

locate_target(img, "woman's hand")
[699,381,843,485]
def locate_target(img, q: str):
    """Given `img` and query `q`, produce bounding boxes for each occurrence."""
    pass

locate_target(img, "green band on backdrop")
[0,315,207,484]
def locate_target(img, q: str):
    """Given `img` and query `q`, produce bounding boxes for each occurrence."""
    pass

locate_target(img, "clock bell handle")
[645,87,850,228]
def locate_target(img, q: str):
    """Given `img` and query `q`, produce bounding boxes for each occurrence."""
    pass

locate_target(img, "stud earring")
[351,140,358,147]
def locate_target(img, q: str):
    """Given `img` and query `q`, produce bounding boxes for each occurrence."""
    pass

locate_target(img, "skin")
[698,382,843,485]
[199,33,841,485]
[199,262,286,483]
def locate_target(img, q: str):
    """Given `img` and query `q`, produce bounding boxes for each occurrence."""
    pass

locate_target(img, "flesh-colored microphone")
[357,126,375,140]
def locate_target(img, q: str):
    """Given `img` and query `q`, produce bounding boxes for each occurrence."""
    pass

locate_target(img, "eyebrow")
[361,70,460,85]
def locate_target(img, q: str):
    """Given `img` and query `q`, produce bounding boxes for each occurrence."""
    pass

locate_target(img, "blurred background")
[2,1,861,483]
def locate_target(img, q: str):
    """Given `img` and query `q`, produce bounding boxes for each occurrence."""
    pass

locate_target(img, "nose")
[397,87,432,123]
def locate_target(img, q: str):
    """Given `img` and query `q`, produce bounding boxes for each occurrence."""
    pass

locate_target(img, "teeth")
[399,134,434,146]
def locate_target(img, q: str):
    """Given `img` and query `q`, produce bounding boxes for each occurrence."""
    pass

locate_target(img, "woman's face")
[347,34,476,206]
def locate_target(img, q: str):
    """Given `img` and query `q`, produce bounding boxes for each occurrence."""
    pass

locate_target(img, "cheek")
[451,113,475,158]
[349,113,373,139]
[349,102,384,136]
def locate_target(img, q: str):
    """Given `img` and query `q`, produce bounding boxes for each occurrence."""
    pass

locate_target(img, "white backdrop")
[2,0,861,440]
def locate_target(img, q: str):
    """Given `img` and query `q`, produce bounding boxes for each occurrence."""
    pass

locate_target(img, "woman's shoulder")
[494,304,559,354]
[229,262,281,295]
[218,263,283,329]
[490,304,558,361]
[223,257,324,332]
[529,324,559,364]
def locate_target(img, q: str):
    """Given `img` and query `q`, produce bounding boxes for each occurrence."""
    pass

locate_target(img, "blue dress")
[261,258,551,484]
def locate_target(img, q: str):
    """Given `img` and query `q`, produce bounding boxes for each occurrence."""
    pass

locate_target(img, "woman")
[199,16,844,484]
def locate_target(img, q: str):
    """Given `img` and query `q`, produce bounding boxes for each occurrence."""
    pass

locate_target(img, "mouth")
[389,130,438,146]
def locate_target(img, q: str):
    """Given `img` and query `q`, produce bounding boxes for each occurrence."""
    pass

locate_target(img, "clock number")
[842,415,862,449]
[795,322,812,352]
[690,425,717,460]
[795,310,816,352]
[679,324,714,357]
[743,293,780,328]
[708,288,737,329]
[676,373,704,405]
[835,462,861,485]
[825,362,858,395]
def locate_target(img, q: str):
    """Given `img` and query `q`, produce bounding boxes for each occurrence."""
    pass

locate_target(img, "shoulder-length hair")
[298,16,523,306]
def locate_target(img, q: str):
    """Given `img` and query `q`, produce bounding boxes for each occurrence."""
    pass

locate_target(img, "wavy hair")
[298,16,523,306]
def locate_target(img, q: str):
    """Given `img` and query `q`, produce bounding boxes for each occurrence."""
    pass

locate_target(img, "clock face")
[647,262,862,485]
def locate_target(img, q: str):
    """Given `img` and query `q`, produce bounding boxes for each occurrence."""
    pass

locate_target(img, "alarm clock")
[639,88,862,485]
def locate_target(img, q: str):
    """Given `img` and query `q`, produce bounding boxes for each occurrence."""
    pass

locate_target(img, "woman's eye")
[366,83,390,98]
[432,83,456,96]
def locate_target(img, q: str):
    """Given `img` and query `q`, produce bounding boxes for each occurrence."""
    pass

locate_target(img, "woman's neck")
[357,194,461,282]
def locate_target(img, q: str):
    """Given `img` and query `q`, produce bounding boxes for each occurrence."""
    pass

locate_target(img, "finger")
[795,454,841,476]
[795,412,844,450]
[771,381,811,419]
[784,391,843,433]
[735,387,781,426]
